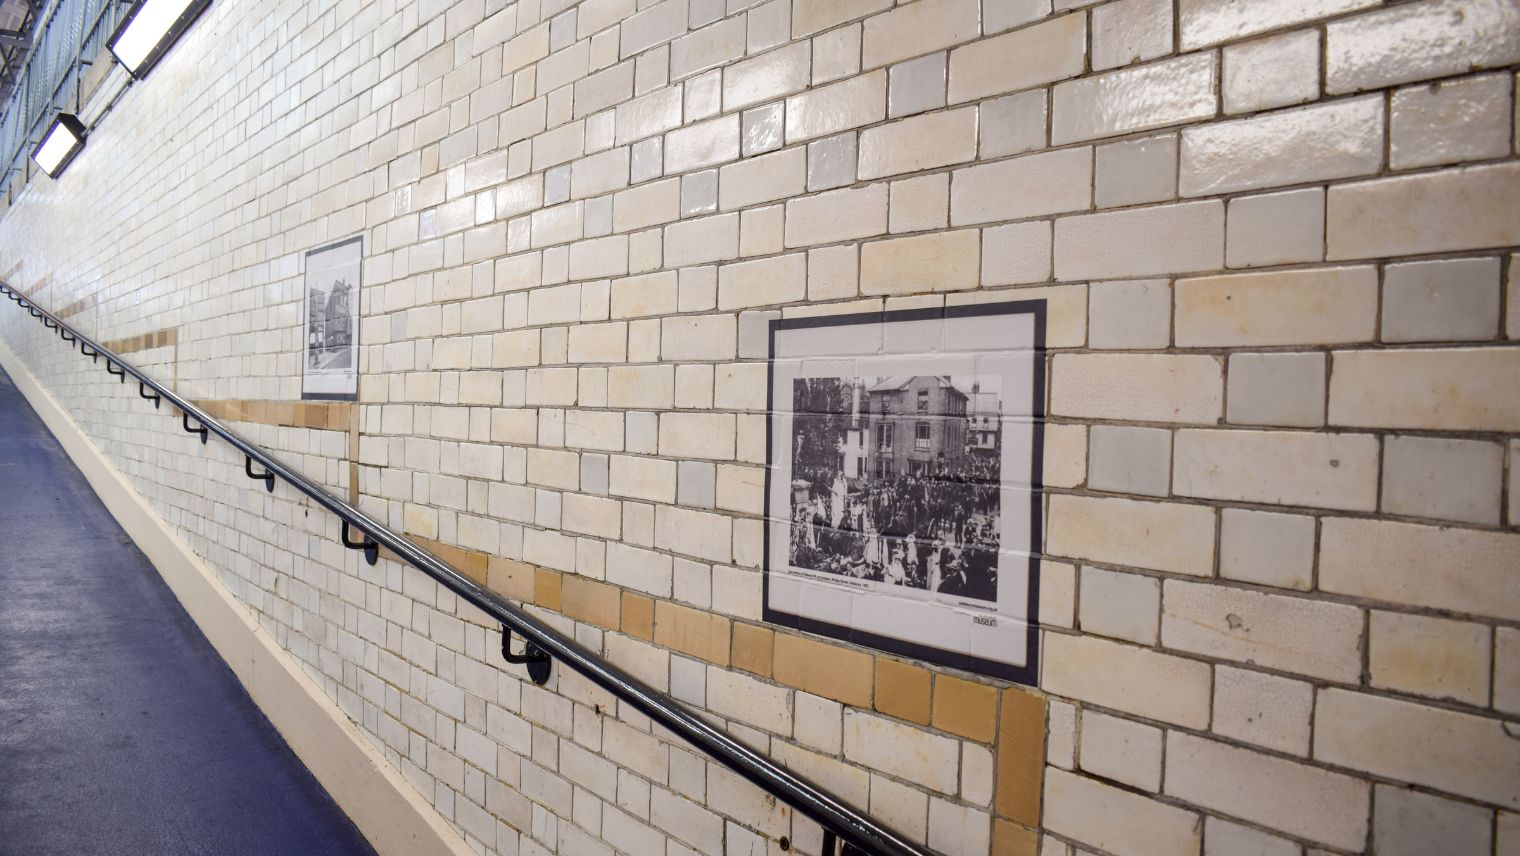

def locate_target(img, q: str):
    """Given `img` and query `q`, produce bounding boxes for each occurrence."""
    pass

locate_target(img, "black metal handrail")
[0,281,931,856]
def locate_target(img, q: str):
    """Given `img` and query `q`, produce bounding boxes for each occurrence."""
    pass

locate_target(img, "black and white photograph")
[788,374,1003,602]
[301,236,361,400]
[765,303,1045,684]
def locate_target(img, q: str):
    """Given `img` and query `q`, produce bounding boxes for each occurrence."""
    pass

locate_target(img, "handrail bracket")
[245,456,275,492]
[341,520,379,566]
[502,625,551,685]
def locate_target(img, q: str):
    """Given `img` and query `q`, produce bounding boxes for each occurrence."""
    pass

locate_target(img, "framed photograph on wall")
[764,302,1046,684]
[301,236,362,401]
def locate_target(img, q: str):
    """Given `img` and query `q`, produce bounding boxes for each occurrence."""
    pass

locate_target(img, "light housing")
[107,0,212,79]
[32,113,86,179]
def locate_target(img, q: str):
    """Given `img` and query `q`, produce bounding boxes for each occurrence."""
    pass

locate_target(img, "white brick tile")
[861,0,979,70]
[1223,29,1320,115]
[1095,134,1178,209]
[1079,565,1162,645]
[1088,279,1170,349]
[1218,508,1314,591]
[1381,257,1502,344]
[1381,435,1503,526]
[1079,711,1163,792]
[1225,187,1325,269]
[843,711,959,794]
[1226,352,1326,429]
[1087,425,1171,497]
[1051,353,1223,424]
[1391,73,1514,169]
[858,107,978,180]
[1374,785,1493,856]
[784,71,886,143]
[1091,0,1173,72]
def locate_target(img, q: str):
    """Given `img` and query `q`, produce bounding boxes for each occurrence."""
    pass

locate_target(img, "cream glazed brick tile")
[791,0,891,39]
[1043,633,1212,728]
[988,0,1052,34]
[1391,73,1514,170]
[1043,768,1202,856]
[1166,732,1369,851]
[1050,353,1223,424]
[1175,266,1378,348]
[946,12,1086,105]
[1314,688,1520,810]
[1180,96,1384,198]
[1040,560,1078,629]
[784,71,886,143]
[859,230,980,295]
[858,107,978,180]
[1375,785,1494,856]
[981,221,1052,286]
[1161,578,1364,682]
[1511,439,1520,528]
[784,183,888,248]
[1048,494,1216,577]
[1078,710,1163,793]
[1319,517,1520,622]
[1368,611,1491,707]
[1325,0,1520,95]
[1222,28,1320,115]
[1328,347,1520,432]
[1178,0,1376,50]
[843,711,959,794]
[860,0,980,71]
[1173,428,1379,512]
[1212,664,1314,756]
[723,42,811,112]
[1054,200,1224,282]
[951,147,1092,227]
[1327,161,1520,261]
[1051,52,1216,145]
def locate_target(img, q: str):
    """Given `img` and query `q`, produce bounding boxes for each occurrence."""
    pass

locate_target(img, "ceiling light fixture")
[107,0,212,79]
[32,113,86,179]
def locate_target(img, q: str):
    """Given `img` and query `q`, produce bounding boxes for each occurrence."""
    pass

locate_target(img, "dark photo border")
[762,301,1046,686]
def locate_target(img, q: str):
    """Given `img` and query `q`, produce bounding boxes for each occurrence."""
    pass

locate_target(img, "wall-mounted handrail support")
[245,456,274,492]
[0,280,932,856]
[138,381,160,408]
[60,329,74,342]
[341,520,379,566]
[181,412,208,444]
[80,341,98,362]
[501,625,552,685]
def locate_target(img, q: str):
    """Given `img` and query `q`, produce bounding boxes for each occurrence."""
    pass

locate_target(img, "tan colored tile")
[874,658,932,724]
[773,633,873,707]
[995,688,1046,824]
[654,600,731,665]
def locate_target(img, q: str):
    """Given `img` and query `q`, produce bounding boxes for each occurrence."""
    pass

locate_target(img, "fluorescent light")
[32,114,86,178]
[107,0,211,78]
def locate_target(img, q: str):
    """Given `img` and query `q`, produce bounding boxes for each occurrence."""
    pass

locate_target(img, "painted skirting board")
[0,340,473,856]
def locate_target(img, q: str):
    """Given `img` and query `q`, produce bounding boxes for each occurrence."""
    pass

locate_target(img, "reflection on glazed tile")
[1180,0,1376,50]
[1222,29,1320,115]
[741,102,784,156]
[1051,52,1216,145]
[1180,96,1383,198]
[1390,73,1514,170]
[887,53,947,118]
[1325,0,1520,94]
[807,132,858,191]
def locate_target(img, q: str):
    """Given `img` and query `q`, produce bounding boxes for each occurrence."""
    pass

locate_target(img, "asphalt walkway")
[0,364,376,856]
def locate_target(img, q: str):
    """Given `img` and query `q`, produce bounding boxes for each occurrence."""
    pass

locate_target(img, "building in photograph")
[864,376,968,478]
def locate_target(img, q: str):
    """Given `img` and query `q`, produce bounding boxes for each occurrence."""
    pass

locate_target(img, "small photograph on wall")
[765,303,1045,684]
[302,236,362,400]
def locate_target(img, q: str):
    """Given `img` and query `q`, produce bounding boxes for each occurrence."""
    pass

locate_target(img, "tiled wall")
[1,0,1518,854]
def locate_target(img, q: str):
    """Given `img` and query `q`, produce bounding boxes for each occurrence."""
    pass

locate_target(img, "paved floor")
[0,365,376,856]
